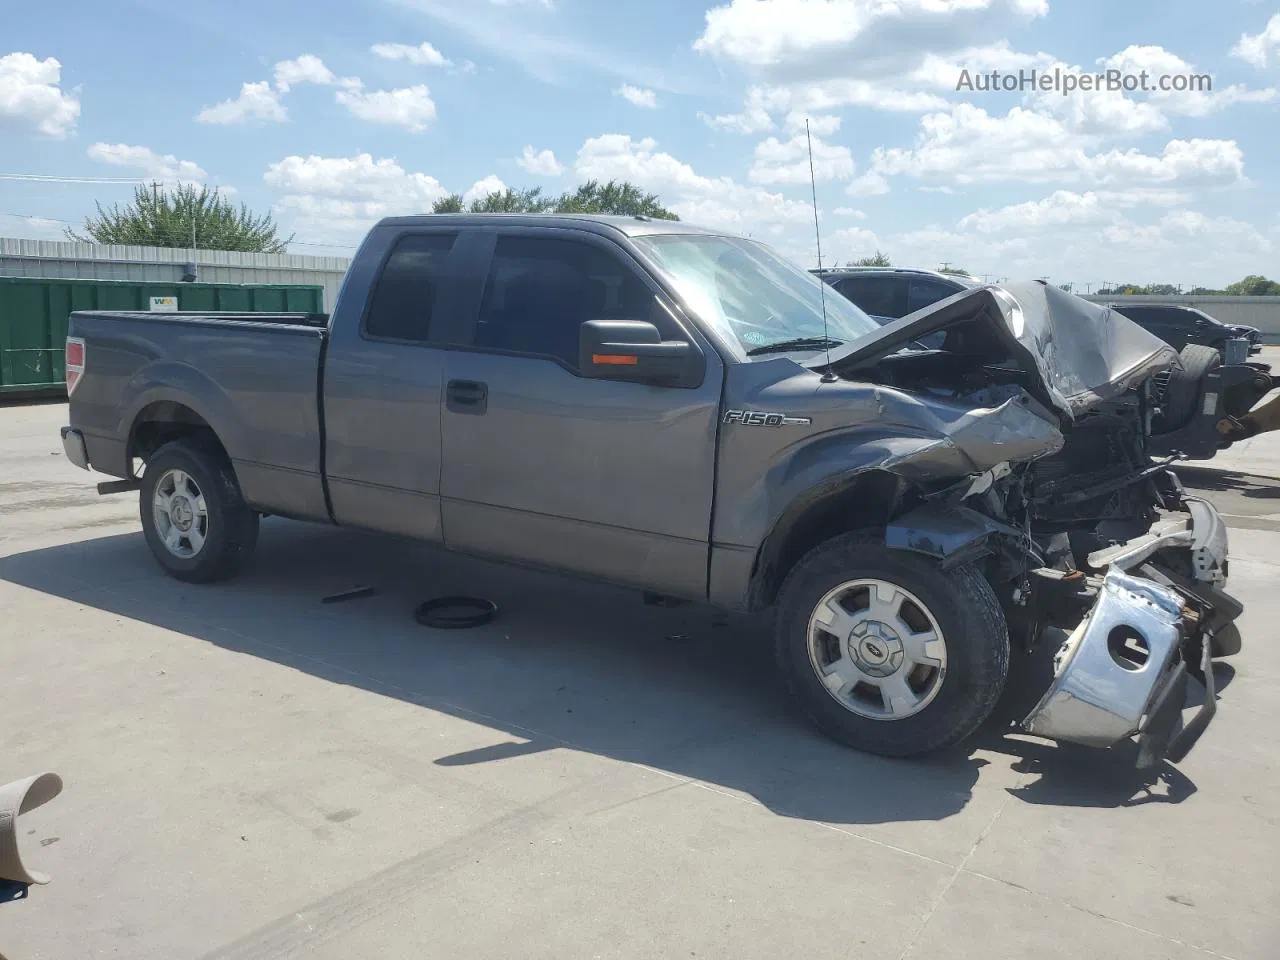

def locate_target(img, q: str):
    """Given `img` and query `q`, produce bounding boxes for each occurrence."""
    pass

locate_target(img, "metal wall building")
[0,238,351,311]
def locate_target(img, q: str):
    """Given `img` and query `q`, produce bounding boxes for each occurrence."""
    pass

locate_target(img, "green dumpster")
[0,278,325,397]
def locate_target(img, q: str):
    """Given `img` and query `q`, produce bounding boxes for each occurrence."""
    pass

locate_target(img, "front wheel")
[139,439,259,583]
[774,532,1009,757]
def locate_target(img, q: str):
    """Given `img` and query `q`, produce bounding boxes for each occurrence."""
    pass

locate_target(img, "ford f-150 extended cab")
[60,214,1243,764]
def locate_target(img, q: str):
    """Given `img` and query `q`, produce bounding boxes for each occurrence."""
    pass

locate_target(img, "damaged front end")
[845,282,1244,767]
[888,470,1240,768]
[1020,498,1235,767]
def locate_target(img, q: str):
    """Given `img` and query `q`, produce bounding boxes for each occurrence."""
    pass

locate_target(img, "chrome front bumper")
[1023,499,1236,765]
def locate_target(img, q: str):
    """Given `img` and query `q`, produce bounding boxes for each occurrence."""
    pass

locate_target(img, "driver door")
[439,228,724,598]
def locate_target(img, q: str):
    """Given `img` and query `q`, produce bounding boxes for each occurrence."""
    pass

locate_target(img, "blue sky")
[3,0,1279,288]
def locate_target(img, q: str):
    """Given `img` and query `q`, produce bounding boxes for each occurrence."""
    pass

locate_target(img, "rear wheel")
[774,532,1009,757]
[139,439,259,583]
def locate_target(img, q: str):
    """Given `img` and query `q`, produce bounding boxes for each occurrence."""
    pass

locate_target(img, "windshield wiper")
[746,336,844,356]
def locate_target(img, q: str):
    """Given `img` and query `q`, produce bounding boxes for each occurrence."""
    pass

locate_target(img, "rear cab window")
[364,232,459,342]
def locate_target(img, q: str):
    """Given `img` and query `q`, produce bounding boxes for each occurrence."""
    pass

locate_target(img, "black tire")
[774,531,1009,758]
[1161,344,1221,432]
[139,438,259,583]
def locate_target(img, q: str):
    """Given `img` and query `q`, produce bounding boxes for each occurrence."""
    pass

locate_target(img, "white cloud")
[828,226,883,260]
[274,55,343,91]
[694,0,1047,69]
[870,104,1245,186]
[1086,138,1245,185]
[1099,211,1272,259]
[617,84,658,108]
[784,112,841,135]
[371,42,453,67]
[700,87,784,133]
[749,132,854,184]
[766,78,949,114]
[833,207,866,218]
[335,85,436,131]
[87,143,206,181]
[264,153,448,237]
[1232,14,1280,68]
[517,145,565,176]
[887,226,1033,273]
[573,134,812,234]
[0,52,80,137]
[1097,45,1275,118]
[199,57,360,124]
[957,189,1191,233]
[909,41,1054,90]
[846,171,890,196]
[196,81,286,124]
[463,175,509,204]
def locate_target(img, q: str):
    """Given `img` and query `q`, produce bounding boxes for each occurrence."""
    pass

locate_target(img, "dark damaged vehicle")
[59,215,1243,765]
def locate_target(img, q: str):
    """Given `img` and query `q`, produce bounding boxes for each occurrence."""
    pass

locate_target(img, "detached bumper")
[60,427,89,471]
[1023,499,1238,766]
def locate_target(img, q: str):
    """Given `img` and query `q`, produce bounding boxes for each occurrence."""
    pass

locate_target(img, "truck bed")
[70,310,330,329]
[67,310,331,522]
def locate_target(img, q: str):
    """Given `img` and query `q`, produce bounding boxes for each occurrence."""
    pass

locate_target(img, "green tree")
[1187,286,1224,295]
[847,250,890,267]
[938,265,970,276]
[554,180,678,219]
[434,179,679,219]
[469,187,553,213]
[69,184,291,252]
[1224,275,1280,296]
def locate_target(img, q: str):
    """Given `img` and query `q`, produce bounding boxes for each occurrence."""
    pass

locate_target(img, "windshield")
[631,235,880,360]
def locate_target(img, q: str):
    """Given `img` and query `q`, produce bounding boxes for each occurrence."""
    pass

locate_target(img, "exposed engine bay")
[822,281,1243,766]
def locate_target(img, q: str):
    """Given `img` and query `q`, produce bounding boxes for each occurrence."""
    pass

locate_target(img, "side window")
[364,232,459,342]
[837,277,907,319]
[906,278,961,315]
[476,235,666,368]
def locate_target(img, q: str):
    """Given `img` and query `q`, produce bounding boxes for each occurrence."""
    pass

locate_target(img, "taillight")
[65,337,85,395]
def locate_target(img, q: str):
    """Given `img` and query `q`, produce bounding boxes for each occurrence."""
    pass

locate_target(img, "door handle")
[446,379,488,415]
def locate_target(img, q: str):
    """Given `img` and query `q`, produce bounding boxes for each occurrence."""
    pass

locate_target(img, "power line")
[0,173,149,184]
[0,211,74,223]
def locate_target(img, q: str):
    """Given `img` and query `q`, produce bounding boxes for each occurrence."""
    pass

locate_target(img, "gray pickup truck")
[60,214,1242,764]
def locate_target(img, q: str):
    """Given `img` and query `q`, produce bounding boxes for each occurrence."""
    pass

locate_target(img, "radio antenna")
[806,119,837,382]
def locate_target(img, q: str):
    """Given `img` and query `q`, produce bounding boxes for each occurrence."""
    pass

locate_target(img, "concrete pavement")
[2,396,1279,960]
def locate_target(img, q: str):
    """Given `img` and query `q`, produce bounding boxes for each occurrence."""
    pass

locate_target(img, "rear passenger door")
[438,228,723,598]
[322,229,481,541]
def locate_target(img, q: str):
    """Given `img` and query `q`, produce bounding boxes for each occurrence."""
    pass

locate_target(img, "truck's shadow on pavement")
[0,521,1199,826]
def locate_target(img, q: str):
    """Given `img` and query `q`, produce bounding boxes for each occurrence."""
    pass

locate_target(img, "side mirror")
[579,320,700,386]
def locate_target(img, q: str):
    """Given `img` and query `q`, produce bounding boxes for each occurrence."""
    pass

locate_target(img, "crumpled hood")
[828,281,1179,422]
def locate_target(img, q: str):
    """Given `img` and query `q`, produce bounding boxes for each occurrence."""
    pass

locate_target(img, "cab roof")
[375,213,730,239]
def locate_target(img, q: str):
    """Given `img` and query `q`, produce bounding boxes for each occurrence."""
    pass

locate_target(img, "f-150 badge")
[723,410,812,426]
